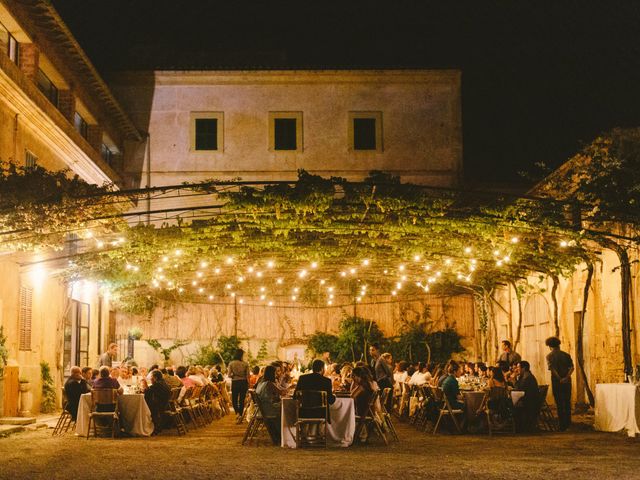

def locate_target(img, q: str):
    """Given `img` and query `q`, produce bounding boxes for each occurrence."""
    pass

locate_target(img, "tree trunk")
[511,281,524,353]
[577,263,595,407]
[616,246,634,378]
[550,274,560,338]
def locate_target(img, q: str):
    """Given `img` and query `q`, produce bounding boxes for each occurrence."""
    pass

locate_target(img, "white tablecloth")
[281,397,355,448]
[594,383,640,437]
[76,393,155,437]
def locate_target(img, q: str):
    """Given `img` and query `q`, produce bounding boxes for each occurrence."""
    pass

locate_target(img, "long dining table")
[76,392,155,437]
[280,396,356,448]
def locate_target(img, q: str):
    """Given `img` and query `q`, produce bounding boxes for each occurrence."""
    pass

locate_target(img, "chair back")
[429,386,444,403]
[380,387,392,408]
[295,390,328,409]
[90,388,118,411]
[488,386,507,401]
[537,384,550,406]
[249,388,275,419]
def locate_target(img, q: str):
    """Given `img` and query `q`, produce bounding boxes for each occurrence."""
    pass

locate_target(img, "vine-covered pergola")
[2,128,639,384]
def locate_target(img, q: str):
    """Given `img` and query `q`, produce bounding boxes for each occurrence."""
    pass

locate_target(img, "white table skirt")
[594,383,640,437]
[281,397,355,448]
[76,393,155,437]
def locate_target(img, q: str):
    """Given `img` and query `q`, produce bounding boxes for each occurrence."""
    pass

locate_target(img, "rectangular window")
[25,150,37,169]
[74,112,87,139]
[190,112,224,152]
[349,112,383,152]
[19,286,33,351]
[63,300,90,373]
[101,143,114,165]
[8,33,18,64]
[269,112,303,152]
[36,69,58,106]
[195,118,218,150]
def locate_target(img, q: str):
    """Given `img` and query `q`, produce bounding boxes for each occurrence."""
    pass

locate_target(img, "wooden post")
[3,366,19,417]
[234,296,238,337]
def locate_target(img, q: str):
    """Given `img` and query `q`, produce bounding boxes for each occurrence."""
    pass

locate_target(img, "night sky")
[53,0,640,185]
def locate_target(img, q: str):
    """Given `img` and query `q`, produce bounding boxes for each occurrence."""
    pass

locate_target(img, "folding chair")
[165,387,188,435]
[483,387,515,435]
[294,390,328,448]
[242,389,278,445]
[86,388,120,439]
[431,386,465,434]
[380,387,399,441]
[52,388,75,436]
[537,385,559,432]
[354,390,388,446]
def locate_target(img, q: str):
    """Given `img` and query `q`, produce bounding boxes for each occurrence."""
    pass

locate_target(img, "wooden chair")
[380,387,399,441]
[165,387,188,435]
[181,386,201,428]
[537,385,559,432]
[86,388,119,439]
[52,388,75,436]
[294,390,328,448]
[483,386,515,435]
[242,389,278,445]
[353,389,388,446]
[431,386,465,434]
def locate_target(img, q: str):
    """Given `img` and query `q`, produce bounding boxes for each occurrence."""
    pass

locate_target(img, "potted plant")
[128,327,143,340]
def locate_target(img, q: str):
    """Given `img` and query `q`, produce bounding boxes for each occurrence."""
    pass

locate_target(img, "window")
[349,112,383,152]
[63,300,90,373]
[269,112,303,152]
[101,143,114,165]
[36,69,58,107]
[74,112,87,139]
[0,21,18,64]
[19,286,33,351]
[190,112,223,151]
[25,150,37,169]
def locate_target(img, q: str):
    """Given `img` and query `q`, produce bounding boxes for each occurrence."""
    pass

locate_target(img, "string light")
[267,301,273,306]
[310,262,318,269]
[511,237,519,244]
[198,288,204,293]
[413,254,421,262]
[238,276,245,283]
[327,300,333,306]
[398,265,405,272]
[362,259,370,266]
[225,283,233,289]
[445,259,452,266]
[175,249,182,256]
[267,260,275,269]
[291,295,297,301]
[319,279,326,285]
[299,270,308,278]
[256,271,263,278]
[340,271,347,277]
[178,288,184,293]
[191,280,197,286]
[349,268,357,275]
[214,268,221,274]
[260,286,266,292]
[208,295,214,300]
[391,290,397,296]
[260,294,266,300]
[560,240,568,248]
[225,257,234,265]
[196,271,203,278]
[162,256,169,262]
[276,278,284,284]
[247,266,255,273]
[293,287,300,293]
[464,247,472,254]
[200,261,208,268]
[239,298,244,304]
[97,241,104,249]
[423,265,431,271]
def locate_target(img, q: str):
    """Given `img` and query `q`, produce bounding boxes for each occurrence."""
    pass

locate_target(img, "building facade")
[0,0,139,415]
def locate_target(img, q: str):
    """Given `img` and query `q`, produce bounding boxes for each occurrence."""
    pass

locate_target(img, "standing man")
[98,343,118,367]
[545,336,574,431]
[496,340,522,366]
[368,343,381,371]
[227,348,250,422]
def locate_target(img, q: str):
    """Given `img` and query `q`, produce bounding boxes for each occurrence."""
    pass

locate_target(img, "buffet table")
[594,383,640,437]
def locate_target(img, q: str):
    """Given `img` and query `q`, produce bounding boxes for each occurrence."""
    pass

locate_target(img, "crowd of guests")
[64,334,574,438]
[64,342,232,435]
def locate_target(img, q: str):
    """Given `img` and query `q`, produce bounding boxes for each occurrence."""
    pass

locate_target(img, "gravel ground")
[0,413,639,480]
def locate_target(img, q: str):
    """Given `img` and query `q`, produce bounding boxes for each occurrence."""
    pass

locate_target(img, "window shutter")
[19,286,33,351]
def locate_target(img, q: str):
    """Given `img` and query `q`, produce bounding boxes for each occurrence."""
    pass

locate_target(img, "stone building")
[0,0,139,415]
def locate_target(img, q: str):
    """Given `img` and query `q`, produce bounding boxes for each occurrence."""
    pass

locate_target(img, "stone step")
[0,424,25,436]
[25,422,49,431]
[0,417,36,425]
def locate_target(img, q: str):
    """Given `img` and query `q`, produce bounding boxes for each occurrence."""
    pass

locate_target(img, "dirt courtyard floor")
[1,413,639,480]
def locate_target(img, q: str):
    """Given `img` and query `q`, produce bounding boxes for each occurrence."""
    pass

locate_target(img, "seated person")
[441,362,464,410]
[81,367,94,388]
[64,366,91,420]
[249,366,260,388]
[163,368,183,389]
[513,361,540,432]
[350,366,378,417]
[144,369,171,435]
[293,359,336,419]
[255,365,282,442]
[408,362,432,386]
[92,366,123,411]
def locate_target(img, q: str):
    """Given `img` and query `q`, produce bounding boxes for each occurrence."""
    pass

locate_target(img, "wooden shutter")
[19,286,33,350]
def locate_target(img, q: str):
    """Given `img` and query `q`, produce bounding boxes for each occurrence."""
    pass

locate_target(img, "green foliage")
[188,344,221,366]
[0,162,123,250]
[387,321,430,363]
[127,327,143,340]
[188,335,242,367]
[216,335,241,364]
[146,339,188,363]
[0,326,7,377]
[426,328,465,364]
[306,332,339,360]
[335,314,385,363]
[256,340,269,365]
[39,361,56,414]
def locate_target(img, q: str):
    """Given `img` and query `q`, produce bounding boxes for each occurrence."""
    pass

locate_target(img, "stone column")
[18,43,39,81]
[57,90,75,123]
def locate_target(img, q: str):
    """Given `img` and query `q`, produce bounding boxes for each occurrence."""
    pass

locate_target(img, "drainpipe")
[145,134,151,225]
[13,113,19,161]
